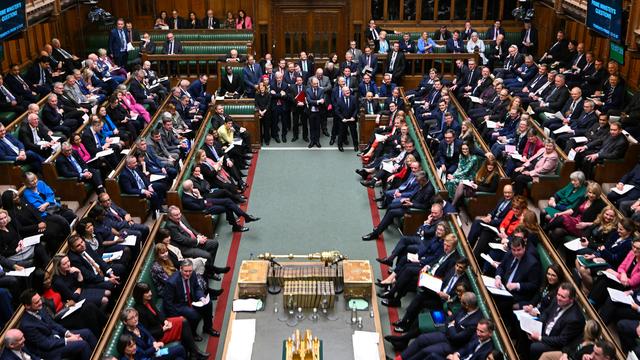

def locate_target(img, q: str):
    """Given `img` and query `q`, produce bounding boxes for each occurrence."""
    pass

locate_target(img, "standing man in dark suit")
[528,282,585,359]
[56,142,104,192]
[306,78,325,148]
[165,206,229,278]
[359,46,378,78]
[485,20,505,41]
[386,42,406,85]
[335,86,358,152]
[168,9,184,30]
[455,58,481,98]
[162,33,183,75]
[297,52,314,82]
[119,156,167,215]
[243,56,262,98]
[19,289,96,360]
[289,76,308,143]
[520,21,538,56]
[202,9,219,29]
[163,259,219,339]
[271,72,290,143]
[0,328,42,360]
[108,19,128,69]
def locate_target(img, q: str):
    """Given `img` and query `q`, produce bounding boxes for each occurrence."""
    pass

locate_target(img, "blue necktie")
[131,169,145,189]
[69,155,83,174]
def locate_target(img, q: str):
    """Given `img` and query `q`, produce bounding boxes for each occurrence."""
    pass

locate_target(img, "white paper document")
[564,238,587,251]
[192,293,210,307]
[488,243,507,252]
[567,149,577,161]
[61,299,86,319]
[407,253,419,263]
[611,184,635,195]
[602,270,621,284]
[461,179,475,187]
[232,139,243,146]
[519,316,543,335]
[102,250,123,261]
[608,288,635,305]
[509,152,524,161]
[418,273,443,292]
[553,125,573,134]
[481,253,496,265]
[570,136,588,144]
[481,275,513,297]
[226,319,255,360]
[120,235,137,247]
[479,222,500,234]
[22,234,43,247]
[382,160,396,173]
[109,137,120,144]
[150,174,166,182]
[375,133,386,142]
[7,267,36,277]
[353,330,380,360]
[485,120,497,129]
[232,298,262,312]
[543,111,563,119]
[87,148,115,163]
[224,144,235,153]
[505,145,516,154]
[513,309,535,321]
[469,96,482,103]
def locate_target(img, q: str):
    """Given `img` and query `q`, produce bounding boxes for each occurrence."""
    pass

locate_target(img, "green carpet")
[213,146,403,359]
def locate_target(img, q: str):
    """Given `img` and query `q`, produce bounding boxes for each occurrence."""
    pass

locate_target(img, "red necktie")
[180,221,196,239]
[184,279,192,306]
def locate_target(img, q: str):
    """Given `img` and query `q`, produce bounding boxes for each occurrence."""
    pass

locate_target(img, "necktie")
[367,55,371,67]
[131,169,145,189]
[447,144,453,157]
[17,75,29,90]
[390,52,396,71]
[119,30,126,51]
[302,61,307,72]
[250,64,254,73]
[180,221,196,239]
[82,252,104,276]
[39,67,45,85]
[174,19,178,29]
[298,85,302,94]
[507,259,519,283]
[169,41,174,55]
[444,274,458,293]
[69,155,83,174]
[93,131,101,146]
[546,87,558,101]
[545,306,563,335]
[494,28,498,40]
[110,207,123,221]
[209,17,213,28]
[525,29,530,43]
[2,137,19,155]
[569,100,576,114]
[368,102,373,114]
[184,279,192,306]
[0,86,14,102]
[345,97,349,108]
[32,128,41,144]
[372,28,378,40]
[209,145,220,160]
[468,69,473,84]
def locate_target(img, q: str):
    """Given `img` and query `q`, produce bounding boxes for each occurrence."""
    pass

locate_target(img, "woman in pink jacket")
[117,86,152,123]
[235,10,252,29]
[512,138,559,195]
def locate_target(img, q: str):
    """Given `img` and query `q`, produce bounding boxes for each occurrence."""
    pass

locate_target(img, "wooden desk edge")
[220,262,385,360]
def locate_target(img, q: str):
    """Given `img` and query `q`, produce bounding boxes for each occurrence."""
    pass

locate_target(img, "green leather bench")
[0,112,17,125]
[149,33,253,42]
[223,104,255,115]
[386,31,520,45]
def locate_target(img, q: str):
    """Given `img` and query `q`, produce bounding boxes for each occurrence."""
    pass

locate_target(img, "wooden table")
[221,261,385,360]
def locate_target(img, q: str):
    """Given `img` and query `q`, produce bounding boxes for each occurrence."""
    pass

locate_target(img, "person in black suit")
[306,78,326,148]
[167,10,184,30]
[56,142,104,192]
[365,19,395,47]
[541,87,584,131]
[1,328,42,360]
[394,291,483,357]
[107,19,128,69]
[202,9,219,29]
[440,319,495,360]
[0,75,28,116]
[461,21,476,41]
[219,66,243,98]
[67,234,125,290]
[574,120,628,179]
[467,185,514,246]
[288,76,308,142]
[51,38,81,71]
[335,87,358,152]
[388,259,471,343]
[4,64,38,103]
[41,93,79,138]
[129,70,159,114]
[433,25,452,41]
[270,72,290,143]
[530,74,570,113]
[485,20,505,41]
[139,33,156,55]
[24,57,53,97]
[162,32,183,75]
[0,123,44,174]
[120,155,167,213]
[162,259,218,338]
[527,282,585,359]
[386,42,406,85]
[454,58,481,98]
[540,30,570,65]
[445,31,464,54]
[436,130,463,175]
[520,21,538,56]
[18,114,56,158]
[19,289,97,360]
[165,206,229,278]
[181,180,258,232]
[297,51,314,81]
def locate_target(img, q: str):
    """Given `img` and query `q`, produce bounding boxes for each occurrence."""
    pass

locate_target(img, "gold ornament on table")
[284,329,321,360]
[258,250,347,265]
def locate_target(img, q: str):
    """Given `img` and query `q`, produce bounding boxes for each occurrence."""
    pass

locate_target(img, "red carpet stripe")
[206,150,260,356]
[366,187,400,333]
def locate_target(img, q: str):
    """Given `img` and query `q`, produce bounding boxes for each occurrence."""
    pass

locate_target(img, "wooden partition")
[357,97,388,146]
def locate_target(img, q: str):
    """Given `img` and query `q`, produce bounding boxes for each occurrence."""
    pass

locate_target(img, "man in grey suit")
[307,68,332,136]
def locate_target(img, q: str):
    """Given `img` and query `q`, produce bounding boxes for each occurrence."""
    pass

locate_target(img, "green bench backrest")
[176,120,216,198]
[223,104,254,115]
[405,115,439,189]
[384,31,519,46]
[153,45,248,55]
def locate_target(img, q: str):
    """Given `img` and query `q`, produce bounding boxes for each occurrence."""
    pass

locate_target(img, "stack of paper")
[479,223,500,234]
[418,273,443,292]
[611,184,635,195]
[232,298,262,312]
[353,330,380,360]
[553,125,572,134]
[518,314,543,335]
[608,288,634,305]
[22,234,42,247]
[485,120,497,129]
[61,299,86,319]
[564,238,587,251]
[226,319,256,360]
[102,250,123,261]
[488,243,507,252]
[7,267,36,277]
[481,275,513,297]
[120,235,137,247]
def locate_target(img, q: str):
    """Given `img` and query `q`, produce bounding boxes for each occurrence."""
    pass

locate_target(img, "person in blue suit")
[118,156,167,215]
[335,87,359,152]
[187,74,213,105]
[0,123,44,174]
[445,31,464,53]
[98,192,150,242]
[0,329,41,360]
[23,172,77,224]
[108,19,129,69]
[242,56,262,98]
[19,289,96,360]
[163,259,218,338]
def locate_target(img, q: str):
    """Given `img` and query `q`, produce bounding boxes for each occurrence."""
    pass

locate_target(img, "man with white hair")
[1,328,41,359]
[18,113,56,158]
[141,60,169,96]
[51,38,81,71]
[64,75,98,106]
[41,91,81,137]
